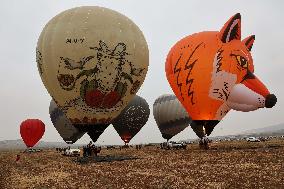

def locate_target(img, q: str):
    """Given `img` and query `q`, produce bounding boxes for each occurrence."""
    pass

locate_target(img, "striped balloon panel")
[49,100,85,143]
[153,94,191,140]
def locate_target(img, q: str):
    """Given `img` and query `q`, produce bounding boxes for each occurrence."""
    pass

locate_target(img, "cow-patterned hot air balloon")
[165,13,277,148]
[37,6,149,129]
[49,100,85,144]
[112,95,150,144]
[20,119,45,148]
[153,94,192,141]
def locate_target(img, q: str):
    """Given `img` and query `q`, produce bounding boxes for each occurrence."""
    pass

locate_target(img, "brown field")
[0,139,284,189]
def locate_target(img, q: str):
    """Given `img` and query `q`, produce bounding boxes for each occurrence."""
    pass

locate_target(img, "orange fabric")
[165,14,265,121]
[242,76,269,97]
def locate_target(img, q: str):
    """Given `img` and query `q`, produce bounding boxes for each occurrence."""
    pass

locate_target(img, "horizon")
[2,122,283,145]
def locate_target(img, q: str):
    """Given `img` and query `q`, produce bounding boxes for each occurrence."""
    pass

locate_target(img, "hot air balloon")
[112,95,150,144]
[20,119,45,148]
[36,6,149,128]
[165,13,276,147]
[75,124,109,143]
[153,94,191,141]
[49,100,85,144]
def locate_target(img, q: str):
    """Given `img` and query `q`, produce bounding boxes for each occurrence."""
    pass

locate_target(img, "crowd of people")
[82,141,101,157]
[54,141,146,159]
[55,141,101,157]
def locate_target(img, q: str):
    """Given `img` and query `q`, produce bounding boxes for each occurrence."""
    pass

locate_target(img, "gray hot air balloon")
[112,95,150,144]
[49,100,85,144]
[153,94,192,141]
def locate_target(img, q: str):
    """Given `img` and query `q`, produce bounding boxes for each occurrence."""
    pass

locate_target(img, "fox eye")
[235,55,248,68]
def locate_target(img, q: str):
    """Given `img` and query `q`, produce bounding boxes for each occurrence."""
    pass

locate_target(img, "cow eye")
[236,55,248,68]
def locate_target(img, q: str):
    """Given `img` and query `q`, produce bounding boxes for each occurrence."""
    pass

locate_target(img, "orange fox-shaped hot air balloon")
[165,13,277,145]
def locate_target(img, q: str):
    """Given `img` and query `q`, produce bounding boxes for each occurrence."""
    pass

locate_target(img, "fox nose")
[265,94,277,108]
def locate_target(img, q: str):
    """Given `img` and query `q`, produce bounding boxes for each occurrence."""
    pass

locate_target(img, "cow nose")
[265,94,277,108]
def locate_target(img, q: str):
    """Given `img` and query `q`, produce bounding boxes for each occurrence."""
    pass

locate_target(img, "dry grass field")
[0,139,283,189]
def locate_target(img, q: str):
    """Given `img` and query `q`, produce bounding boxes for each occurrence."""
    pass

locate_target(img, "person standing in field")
[15,154,20,162]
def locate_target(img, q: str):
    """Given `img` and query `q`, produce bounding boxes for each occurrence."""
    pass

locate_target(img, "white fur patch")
[227,83,265,111]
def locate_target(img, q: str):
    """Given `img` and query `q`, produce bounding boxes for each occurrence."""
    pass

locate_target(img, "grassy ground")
[0,139,283,189]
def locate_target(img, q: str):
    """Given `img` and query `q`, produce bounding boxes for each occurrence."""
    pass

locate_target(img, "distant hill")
[0,139,84,151]
[180,123,284,142]
[211,123,284,139]
[242,123,284,136]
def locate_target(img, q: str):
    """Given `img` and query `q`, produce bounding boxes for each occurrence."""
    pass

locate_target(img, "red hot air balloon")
[20,119,45,148]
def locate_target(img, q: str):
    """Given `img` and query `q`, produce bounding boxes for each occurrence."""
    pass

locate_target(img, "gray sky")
[0,0,283,145]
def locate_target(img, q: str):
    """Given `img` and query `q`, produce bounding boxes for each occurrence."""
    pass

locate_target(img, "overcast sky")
[0,0,283,145]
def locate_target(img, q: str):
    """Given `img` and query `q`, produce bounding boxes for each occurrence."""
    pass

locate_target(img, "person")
[86,141,93,156]
[87,141,92,148]
[83,146,87,157]
[93,146,100,157]
[15,154,20,162]
[90,144,95,156]
[80,147,84,157]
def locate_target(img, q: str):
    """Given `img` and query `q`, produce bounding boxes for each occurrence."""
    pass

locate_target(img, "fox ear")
[242,35,255,51]
[219,13,241,43]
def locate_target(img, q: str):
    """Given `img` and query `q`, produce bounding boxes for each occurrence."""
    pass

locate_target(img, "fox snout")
[227,74,277,112]
[242,74,277,109]
[265,94,277,108]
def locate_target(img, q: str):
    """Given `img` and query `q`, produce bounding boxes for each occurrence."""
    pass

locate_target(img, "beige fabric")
[37,6,149,124]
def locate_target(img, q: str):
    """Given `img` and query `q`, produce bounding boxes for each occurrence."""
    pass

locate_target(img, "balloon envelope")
[49,100,85,144]
[112,95,150,143]
[73,124,109,143]
[20,119,45,148]
[153,94,191,140]
[165,14,275,139]
[37,6,149,127]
